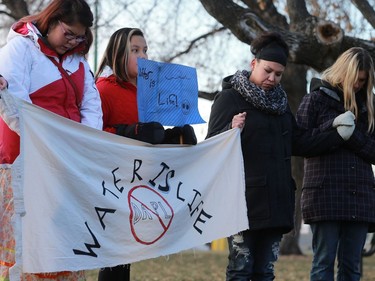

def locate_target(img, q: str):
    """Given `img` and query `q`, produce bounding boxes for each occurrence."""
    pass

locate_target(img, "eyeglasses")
[58,21,86,43]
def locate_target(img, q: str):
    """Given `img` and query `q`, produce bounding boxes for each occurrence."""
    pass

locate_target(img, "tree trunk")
[1,0,29,20]
[280,156,304,255]
[279,63,307,255]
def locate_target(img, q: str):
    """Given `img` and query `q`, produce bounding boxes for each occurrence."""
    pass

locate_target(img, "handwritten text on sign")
[137,58,205,126]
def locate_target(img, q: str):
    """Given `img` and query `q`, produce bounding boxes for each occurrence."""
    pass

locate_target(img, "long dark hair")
[95,28,145,83]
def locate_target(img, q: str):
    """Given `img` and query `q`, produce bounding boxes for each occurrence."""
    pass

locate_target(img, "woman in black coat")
[206,32,343,281]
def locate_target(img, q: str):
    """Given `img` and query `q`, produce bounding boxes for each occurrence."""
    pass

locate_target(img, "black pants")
[98,264,130,281]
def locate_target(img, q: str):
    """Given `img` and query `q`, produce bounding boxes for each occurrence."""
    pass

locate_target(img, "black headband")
[256,42,288,66]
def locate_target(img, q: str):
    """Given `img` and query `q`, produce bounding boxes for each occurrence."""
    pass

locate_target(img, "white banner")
[0,89,248,276]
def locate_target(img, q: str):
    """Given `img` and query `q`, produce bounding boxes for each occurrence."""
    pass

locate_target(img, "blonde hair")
[95,28,144,83]
[321,47,375,132]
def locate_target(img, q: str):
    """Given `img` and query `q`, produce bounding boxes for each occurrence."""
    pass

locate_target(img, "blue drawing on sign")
[158,93,178,108]
[165,74,190,81]
[139,67,153,80]
[181,100,191,115]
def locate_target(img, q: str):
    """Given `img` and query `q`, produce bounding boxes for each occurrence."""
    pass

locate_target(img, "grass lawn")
[85,250,375,281]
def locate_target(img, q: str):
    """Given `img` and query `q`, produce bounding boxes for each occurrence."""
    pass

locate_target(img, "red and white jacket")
[0,22,103,164]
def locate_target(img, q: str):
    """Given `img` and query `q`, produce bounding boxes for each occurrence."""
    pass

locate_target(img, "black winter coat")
[206,75,342,234]
[296,78,375,230]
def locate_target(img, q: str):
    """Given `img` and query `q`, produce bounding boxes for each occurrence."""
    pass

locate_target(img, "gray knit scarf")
[230,70,287,115]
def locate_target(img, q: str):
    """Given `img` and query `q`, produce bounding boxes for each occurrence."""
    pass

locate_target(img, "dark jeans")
[226,229,283,281]
[98,264,130,281]
[310,221,368,281]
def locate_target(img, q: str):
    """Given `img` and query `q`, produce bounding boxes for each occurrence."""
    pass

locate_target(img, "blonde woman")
[296,47,375,281]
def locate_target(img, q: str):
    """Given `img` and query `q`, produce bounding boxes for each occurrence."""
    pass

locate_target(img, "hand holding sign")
[137,58,205,126]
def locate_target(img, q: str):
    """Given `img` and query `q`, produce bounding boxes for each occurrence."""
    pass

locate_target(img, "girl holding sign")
[95,27,197,281]
[95,28,197,146]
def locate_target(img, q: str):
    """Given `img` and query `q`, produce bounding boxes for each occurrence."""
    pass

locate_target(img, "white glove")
[333,111,355,127]
[337,124,355,141]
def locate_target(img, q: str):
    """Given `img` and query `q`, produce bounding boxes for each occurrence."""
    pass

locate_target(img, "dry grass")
[85,250,375,281]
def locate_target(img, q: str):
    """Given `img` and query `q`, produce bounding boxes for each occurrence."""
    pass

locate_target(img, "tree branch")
[242,0,288,28]
[198,0,265,43]
[1,0,29,20]
[287,0,310,25]
[198,90,218,101]
[0,10,14,18]
[350,0,375,29]
[164,26,227,62]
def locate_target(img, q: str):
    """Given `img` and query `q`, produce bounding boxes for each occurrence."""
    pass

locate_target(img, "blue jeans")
[310,221,368,281]
[226,229,283,281]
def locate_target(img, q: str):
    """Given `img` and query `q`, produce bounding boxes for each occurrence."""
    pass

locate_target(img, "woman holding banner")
[0,0,102,280]
[206,32,344,280]
[95,27,197,281]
